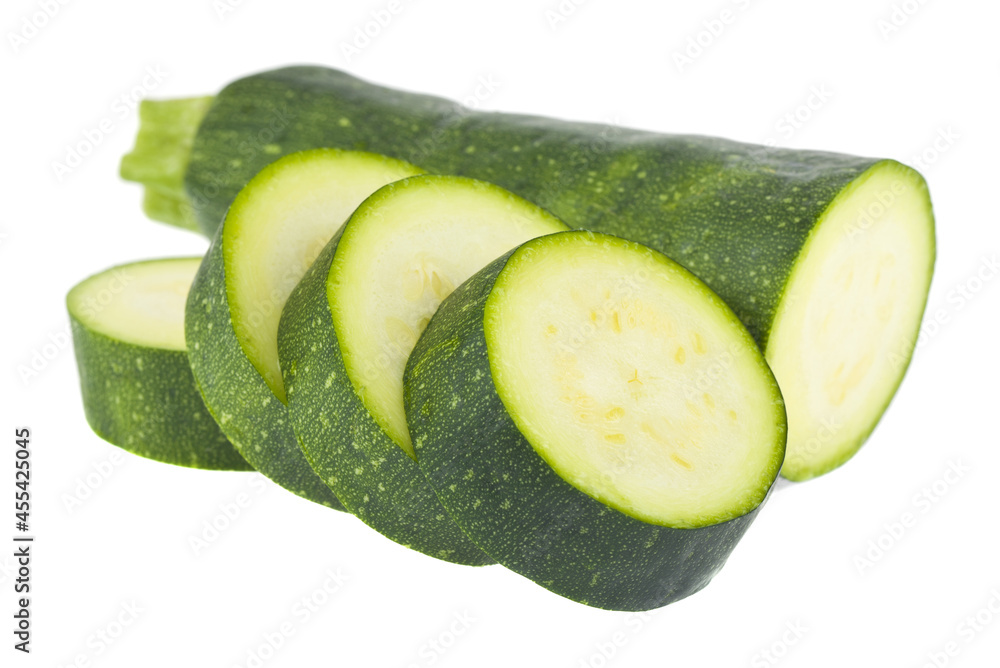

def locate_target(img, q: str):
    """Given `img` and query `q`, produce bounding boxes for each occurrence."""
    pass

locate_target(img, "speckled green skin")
[184,66,893,347]
[278,230,493,565]
[186,231,345,509]
[69,314,251,471]
[404,247,770,611]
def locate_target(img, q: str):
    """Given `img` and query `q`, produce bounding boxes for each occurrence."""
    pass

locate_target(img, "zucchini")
[186,148,423,508]
[122,66,936,480]
[68,258,250,470]
[405,231,786,610]
[278,175,566,564]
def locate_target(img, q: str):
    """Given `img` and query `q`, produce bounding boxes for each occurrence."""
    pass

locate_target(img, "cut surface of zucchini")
[766,162,935,480]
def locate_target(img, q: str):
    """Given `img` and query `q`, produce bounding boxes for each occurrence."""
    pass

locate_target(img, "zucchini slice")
[186,148,424,508]
[123,66,935,480]
[68,258,250,470]
[278,175,567,563]
[405,231,786,610]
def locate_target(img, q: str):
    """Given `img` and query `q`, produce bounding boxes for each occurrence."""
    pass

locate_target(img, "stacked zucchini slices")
[70,133,932,609]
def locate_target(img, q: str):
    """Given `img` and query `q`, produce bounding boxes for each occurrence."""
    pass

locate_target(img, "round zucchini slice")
[186,148,424,508]
[68,257,250,470]
[279,175,568,564]
[405,231,786,609]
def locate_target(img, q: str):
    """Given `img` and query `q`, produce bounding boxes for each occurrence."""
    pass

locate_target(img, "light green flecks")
[264,144,281,154]
[281,240,493,561]
[338,117,352,127]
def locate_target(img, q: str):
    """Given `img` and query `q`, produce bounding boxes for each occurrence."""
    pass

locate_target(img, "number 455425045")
[15,428,30,532]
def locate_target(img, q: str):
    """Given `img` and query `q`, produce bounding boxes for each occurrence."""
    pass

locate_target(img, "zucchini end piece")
[767,160,936,481]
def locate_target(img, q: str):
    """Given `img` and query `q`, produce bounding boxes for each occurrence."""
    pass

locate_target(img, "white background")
[3,0,999,666]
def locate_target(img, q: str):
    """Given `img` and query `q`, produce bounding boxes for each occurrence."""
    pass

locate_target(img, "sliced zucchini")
[405,231,786,609]
[279,175,567,563]
[122,66,935,481]
[68,258,250,470]
[186,148,424,507]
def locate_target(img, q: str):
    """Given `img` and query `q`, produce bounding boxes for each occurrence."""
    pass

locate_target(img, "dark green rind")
[186,232,345,509]
[278,229,493,565]
[69,314,251,471]
[404,246,771,611]
[183,66,902,346]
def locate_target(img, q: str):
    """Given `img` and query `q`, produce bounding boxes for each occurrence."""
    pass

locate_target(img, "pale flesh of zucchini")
[767,163,935,480]
[68,257,199,351]
[331,176,567,457]
[224,149,424,402]
[485,233,786,528]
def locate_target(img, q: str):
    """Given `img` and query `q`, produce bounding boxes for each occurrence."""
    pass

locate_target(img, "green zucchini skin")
[186,237,345,509]
[70,319,251,471]
[278,232,493,565]
[68,264,250,471]
[184,66,898,345]
[404,247,768,611]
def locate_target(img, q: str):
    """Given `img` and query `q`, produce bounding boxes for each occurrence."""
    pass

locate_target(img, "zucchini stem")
[120,96,214,233]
